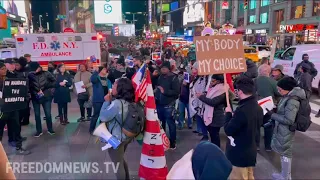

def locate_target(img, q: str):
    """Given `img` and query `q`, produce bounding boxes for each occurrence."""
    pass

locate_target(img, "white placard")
[257,96,274,115]
[75,81,86,94]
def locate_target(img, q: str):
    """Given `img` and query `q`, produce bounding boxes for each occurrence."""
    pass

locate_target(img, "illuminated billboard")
[118,24,135,37]
[94,0,122,24]
[183,0,205,25]
[1,0,27,21]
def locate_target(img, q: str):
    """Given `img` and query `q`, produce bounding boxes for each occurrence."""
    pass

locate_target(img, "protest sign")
[258,96,275,115]
[194,35,246,75]
[183,72,190,83]
[2,78,28,112]
[152,52,161,61]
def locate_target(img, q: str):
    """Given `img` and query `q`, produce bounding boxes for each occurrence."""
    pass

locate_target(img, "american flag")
[132,64,169,180]
[132,63,148,102]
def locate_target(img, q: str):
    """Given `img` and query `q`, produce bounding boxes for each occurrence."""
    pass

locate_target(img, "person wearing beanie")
[155,59,180,149]
[197,74,230,147]
[294,53,317,79]
[108,57,126,84]
[268,76,305,180]
[90,64,112,134]
[271,64,286,81]
[28,61,56,138]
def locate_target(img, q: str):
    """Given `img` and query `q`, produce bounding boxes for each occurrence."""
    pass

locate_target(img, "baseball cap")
[4,58,16,64]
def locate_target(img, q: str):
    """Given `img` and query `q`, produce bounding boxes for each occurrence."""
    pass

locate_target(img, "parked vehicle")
[244,46,259,62]
[272,44,320,90]
[249,45,271,59]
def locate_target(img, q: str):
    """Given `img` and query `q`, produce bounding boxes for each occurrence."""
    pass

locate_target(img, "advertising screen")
[1,0,27,20]
[170,1,178,11]
[157,3,170,13]
[183,0,205,25]
[94,0,122,24]
[118,24,135,37]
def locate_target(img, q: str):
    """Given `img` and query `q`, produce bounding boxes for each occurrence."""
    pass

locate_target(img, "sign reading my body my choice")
[194,35,247,75]
[2,78,28,112]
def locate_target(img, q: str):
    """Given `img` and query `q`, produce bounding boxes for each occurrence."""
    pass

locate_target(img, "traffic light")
[244,0,248,10]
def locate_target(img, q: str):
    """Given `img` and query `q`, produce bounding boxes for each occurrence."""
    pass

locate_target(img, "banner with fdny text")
[2,78,28,112]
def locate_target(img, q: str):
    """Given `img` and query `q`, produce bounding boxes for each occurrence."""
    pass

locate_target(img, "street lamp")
[39,15,43,31]
[125,12,145,25]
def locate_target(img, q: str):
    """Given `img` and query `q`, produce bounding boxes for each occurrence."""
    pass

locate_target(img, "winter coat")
[91,71,112,103]
[254,76,281,102]
[155,72,180,106]
[28,70,56,101]
[199,93,227,127]
[108,68,125,84]
[241,60,258,79]
[224,95,263,167]
[74,71,93,98]
[297,72,312,99]
[54,73,72,104]
[294,60,317,79]
[271,87,306,158]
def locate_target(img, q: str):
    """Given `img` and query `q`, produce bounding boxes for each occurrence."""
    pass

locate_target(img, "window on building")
[249,15,256,24]
[313,1,320,16]
[261,0,269,6]
[291,5,305,19]
[250,0,256,9]
[260,12,268,23]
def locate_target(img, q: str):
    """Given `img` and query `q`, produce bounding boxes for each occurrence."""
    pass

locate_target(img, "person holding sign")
[28,62,56,138]
[224,77,263,180]
[0,61,31,155]
[54,64,72,125]
[196,74,230,148]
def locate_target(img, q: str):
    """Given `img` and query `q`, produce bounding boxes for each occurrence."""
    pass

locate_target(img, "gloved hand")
[266,108,274,116]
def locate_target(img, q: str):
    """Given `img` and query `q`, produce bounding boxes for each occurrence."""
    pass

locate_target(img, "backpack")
[120,101,146,138]
[288,96,312,132]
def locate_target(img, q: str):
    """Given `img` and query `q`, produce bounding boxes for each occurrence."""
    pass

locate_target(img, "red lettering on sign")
[62,42,77,49]
[33,43,38,49]
[40,52,72,57]
[71,42,77,48]
[63,42,69,48]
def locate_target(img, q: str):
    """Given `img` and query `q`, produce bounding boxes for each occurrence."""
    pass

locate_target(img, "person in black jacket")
[178,78,191,130]
[15,57,30,126]
[224,77,263,179]
[240,59,258,79]
[197,74,228,148]
[54,64,72,125]
[296,63,312,100]
[108,57,126,84]
[294,53,318,79]
[155,61,180,150]
[28,62,56,137]
[0,59,30,155]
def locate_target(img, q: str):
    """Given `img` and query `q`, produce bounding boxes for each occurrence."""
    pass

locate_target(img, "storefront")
[244,28,268,45]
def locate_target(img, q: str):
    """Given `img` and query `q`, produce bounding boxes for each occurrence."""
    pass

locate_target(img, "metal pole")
[39,15,42,28]
[65,0,70,27]
[133,13,135,25]
[160,0,163,54]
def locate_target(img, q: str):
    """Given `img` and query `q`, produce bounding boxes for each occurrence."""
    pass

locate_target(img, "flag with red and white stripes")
[132,64,169,180]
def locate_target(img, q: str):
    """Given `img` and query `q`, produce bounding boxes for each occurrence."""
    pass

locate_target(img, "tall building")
[212,0,320,48]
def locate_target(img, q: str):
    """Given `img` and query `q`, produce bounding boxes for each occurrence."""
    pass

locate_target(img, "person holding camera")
[267,77,305,180]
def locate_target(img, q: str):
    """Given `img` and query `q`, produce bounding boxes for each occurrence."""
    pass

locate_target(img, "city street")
[2,93,320,179]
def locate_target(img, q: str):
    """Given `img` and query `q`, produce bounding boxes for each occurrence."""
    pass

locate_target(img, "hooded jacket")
[271,87,305,158]
[240,60,258,79]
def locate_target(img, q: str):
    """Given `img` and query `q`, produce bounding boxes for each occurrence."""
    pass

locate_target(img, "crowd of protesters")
[0,41,318,180]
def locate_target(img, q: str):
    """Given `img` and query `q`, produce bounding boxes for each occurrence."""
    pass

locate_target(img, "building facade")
[213,0,320,48]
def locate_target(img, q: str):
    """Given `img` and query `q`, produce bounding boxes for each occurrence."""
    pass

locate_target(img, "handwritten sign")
[194,35,246,75]
[152,52,161,61]
[2,78,28,112]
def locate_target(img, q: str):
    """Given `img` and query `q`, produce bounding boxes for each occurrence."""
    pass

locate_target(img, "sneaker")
[200,136,209,141]
[77,117,85,122]
[48,130,55,135]
[170,144,176,150]
[16,147,31,155]
[257,147,260,151]
[316,112,320,118]
[34,132,43,137]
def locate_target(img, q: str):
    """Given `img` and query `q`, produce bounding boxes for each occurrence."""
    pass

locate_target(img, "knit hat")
[277,76,297,91]
[192,141,232,180]
[301,63,311,71]
[192,61,199,70]
[4,58,15,64]
[29,62,40,72]
[161,61,171,69]
[211,74,224,82]
[17,57,28,68]
[272,64,284,73]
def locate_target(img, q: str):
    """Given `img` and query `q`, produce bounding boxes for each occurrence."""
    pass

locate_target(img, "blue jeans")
[90,102,103,133]
[157,105,176,144]
[195,115,208,137]
[32,99,53,133]
[178,101,192,128]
